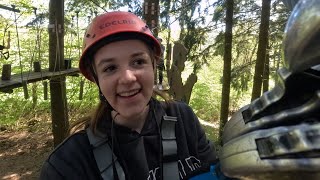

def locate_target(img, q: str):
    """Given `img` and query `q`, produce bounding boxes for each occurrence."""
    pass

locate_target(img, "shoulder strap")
[86,101,180,180]
[86,128,125,180]
[161,102,180,180]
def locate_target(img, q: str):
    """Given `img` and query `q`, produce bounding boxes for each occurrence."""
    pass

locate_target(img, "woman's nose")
[119,69,137,84]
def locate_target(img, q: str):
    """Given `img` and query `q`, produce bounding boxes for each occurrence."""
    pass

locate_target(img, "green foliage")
[160,0,221,69]
[189,48,252,122]
[65,0,142,16]
[0,0,293,141]
[189,59,223,122]
[0,76,100,128]
[66,77,99,114]
[209,0,289,100]
[0,87,48,126]
[230,64,253,92]
[202,125,220,147]
[0,0,49,76]
[212,3,224,22]
[212,31,225,57]
[190,82,220,121]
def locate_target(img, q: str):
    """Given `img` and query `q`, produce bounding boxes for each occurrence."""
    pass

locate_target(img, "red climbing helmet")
[79,11,162,81]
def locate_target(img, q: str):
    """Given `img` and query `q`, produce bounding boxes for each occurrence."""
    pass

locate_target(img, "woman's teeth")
[119,89,139,97]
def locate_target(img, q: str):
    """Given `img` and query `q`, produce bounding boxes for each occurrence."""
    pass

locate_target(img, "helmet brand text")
[99,20,136,29]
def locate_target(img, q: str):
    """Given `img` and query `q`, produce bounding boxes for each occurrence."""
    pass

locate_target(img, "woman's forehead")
[96,39,150,53]
[93,40,151,63]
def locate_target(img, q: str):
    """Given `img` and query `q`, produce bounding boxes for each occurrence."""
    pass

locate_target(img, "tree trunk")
[218,0,234,144]
[49,0,69,147]
[251,0,271,101]
[143,0,160,84]
[164,0,172,86]
[31,83,38,109]
[179,0,187,40]
[143,0,160,36]
[263,45,270,92]
[167,42,197,104]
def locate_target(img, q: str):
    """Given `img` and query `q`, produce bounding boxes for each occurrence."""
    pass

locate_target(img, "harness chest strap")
[161,115,179,180]
[86,128,126,180]
[86,115,179,180]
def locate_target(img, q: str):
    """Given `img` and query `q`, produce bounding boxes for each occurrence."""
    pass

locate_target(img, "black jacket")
[40,100,217,180]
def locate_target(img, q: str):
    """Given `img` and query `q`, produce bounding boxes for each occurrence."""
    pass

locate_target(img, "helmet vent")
[86,33,96,38]
[142,25,149,32]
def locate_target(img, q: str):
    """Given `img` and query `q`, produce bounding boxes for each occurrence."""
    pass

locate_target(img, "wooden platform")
[0,68,80,92]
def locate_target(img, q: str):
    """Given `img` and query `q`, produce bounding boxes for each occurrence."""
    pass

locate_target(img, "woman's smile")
[117,88,141,97]
[116,88,142,104]
[94,39,155,123]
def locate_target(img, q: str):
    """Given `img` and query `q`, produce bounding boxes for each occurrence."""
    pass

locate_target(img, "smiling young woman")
[40,11,221,180]
[94,40,155,132]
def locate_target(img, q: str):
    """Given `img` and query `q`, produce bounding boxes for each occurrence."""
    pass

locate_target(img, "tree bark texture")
[263,45,270,92]
[251,0,271,101]
[167,42,196,104]
[143,0,160,36]
[143,0,160,84]
[49,0,69,147]
[218,0,234,143]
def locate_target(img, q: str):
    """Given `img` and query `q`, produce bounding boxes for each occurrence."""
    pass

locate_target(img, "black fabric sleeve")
[177,101,218,163]
[39,132,102,180]
[40,161,64,179]
[195,115,218,163]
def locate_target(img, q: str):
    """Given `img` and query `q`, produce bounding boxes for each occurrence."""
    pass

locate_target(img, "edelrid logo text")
[99,20,136,29]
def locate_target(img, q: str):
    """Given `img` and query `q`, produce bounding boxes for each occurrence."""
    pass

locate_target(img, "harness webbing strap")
[86,128,125,180]
[86,104,180,180]
[162,115,179,180]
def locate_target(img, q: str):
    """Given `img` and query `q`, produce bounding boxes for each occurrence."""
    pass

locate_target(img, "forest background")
[0,0,291,179]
